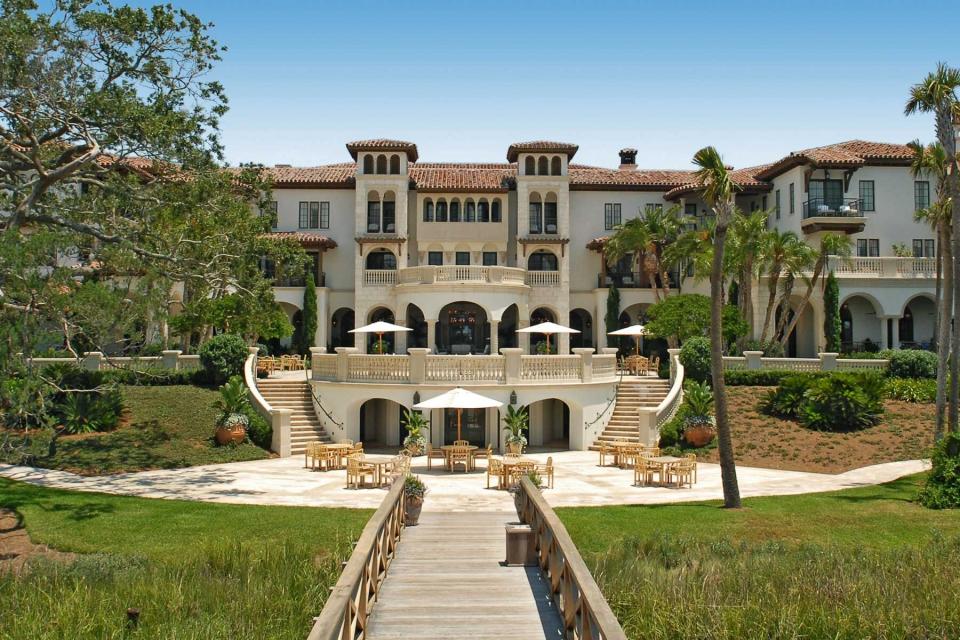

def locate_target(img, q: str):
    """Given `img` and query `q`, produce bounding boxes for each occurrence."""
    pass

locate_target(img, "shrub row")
[884,377,937,403]
[761,372,884,431]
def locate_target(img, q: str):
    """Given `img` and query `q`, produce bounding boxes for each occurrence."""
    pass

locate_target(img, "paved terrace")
[0,451,928,511]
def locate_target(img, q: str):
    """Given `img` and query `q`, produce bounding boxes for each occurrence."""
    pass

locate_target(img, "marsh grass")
[592,534,960,639]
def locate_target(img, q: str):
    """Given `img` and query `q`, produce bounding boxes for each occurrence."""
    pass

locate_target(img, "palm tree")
[779,233,852,350]
[692,146,741,509]
[909,140,953,440]
[604,217,661,300]
[644,204,685,298]
[758,230,814,344]
[728,208,770,338]
[664,218,714,288]
[905,62,960,433]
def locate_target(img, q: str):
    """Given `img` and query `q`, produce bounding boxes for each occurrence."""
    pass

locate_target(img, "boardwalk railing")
[722,351,889,373]
[307,477,406,640]
[517,477,627,640]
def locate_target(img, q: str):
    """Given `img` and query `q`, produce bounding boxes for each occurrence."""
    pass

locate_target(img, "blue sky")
[178,0,957,170]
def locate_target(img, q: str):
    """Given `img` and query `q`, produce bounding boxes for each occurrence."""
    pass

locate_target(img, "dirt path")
[0,508,74,574]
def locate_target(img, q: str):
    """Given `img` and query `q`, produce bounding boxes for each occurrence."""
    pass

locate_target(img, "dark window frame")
[789,183,795,214]
[775,189,781,220]
[455,251,470,265]
[604,203,622,230]
[319,201,330,229]
[859,180,875,212]
[427,251,443,266]
[914,180,930,211]
[482,251,497,266]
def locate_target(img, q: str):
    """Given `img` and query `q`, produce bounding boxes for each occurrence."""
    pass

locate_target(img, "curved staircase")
[589,377,672,450]
[256,378,331,455]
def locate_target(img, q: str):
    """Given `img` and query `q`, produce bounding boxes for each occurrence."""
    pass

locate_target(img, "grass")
[558,475,960,639]
[0,477,371,639]
[17,385,270,475]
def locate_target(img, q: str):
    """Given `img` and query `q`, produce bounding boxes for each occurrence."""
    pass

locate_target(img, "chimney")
[274,163,292,168]
[618,148,637,170]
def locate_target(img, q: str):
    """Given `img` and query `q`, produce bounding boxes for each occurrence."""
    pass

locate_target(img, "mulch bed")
[0,508,75,575]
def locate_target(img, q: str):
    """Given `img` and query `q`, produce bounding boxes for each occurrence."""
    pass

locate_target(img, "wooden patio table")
[358,454,397,487]
[499,456,537,489]
[318,443,354,469]
[643,455,683,486]
[615,442,646,468]
[440,445,478,472]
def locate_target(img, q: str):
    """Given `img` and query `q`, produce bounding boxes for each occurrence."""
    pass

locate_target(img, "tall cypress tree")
[605,283,621,352]
[299,272,318,354]
[823,270,841,352]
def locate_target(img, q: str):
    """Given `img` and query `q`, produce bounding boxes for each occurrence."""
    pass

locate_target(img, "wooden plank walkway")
[365,510,564,639]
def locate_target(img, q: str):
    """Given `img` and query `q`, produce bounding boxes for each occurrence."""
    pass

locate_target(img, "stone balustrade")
[723,351,889,372]
[310,347,617,385]
[24,351,202,372]
[824,256,936,279]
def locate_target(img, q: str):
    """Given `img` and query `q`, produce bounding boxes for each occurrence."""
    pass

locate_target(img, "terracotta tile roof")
[261,231,337,249]
[409,163,514,192]
[586,236,609,251]
[755,140,914,180]
[662,164,773,200]
[569,164,697,190]
[345,139,418,162]
[506,141,579,162]
[264,163,356,188]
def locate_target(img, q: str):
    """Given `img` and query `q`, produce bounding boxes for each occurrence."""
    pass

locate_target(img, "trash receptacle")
[504,522,537,566]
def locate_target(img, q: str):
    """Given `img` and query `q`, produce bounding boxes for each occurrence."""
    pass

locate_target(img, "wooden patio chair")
[304,442,320,470]
[426,443,445,470]
[598,441,614,467]
[642,446,660,458]
[486,458,504,489]
[633,458,654,486]
[670,460,695,489]
[448,446,471,473]
[453,439,470,446]
[346,454,375,489]
[472,445,494,469]
[509,461,536,487]
[685,453,698,483]
[534,457,554,489]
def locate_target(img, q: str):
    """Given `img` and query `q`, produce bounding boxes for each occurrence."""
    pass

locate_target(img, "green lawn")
[0,478,371,639]
[558,475,960,639]
[41,385,269,475]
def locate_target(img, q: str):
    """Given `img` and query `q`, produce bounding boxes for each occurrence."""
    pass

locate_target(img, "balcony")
[362,265,559,288]
[597,271,676,289]
[271,272,326,287]
[801,198,866,234]
[826,256,937,278]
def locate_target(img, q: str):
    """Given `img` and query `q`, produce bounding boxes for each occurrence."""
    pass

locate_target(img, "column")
[395,321,407,354]
[890,316,900,349]
[518,319,531,353]
[161,349,182,371]
[558,332,570,355]
[489,319,499,354]
[743,351,763,370]
[82,351,103,371]
[501,348,522,385]
[879,318,888,352]
[426,319,437,353]
[572,347,594,382]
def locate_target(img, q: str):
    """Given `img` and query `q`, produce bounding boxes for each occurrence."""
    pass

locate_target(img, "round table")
[499,456,536,489]
[440,445,478,471]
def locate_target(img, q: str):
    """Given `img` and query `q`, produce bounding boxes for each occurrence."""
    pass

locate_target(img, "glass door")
[443,408,486,446]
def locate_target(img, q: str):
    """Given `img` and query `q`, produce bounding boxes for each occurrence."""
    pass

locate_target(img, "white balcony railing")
[395,265,526,285]
[311,350,618,385]
[364,269,397,286]
[525,270,560,287]
[793,257,937,279]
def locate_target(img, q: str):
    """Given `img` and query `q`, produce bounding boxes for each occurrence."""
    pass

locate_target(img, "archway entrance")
[330,307,354,350]
[359,398,405,448]
[529,307,556,353]
[569,309,593,349]
[438,301,488,354]
[840,296,881,352]
[527,399,570,449]
[498,304,519,350]
[367,307,395,353]
[900,296,935,349]
[405,304,427,349]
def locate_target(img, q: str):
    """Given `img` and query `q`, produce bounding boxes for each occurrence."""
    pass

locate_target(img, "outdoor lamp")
[510,390,517,405]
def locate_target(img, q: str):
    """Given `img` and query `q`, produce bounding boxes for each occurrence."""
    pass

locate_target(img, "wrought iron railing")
[802,198,863,219]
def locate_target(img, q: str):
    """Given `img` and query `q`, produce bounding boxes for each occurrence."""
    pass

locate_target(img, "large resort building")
[252,138,939,454]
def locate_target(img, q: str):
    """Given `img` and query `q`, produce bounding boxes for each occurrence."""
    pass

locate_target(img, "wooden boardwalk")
[365,510,564,639]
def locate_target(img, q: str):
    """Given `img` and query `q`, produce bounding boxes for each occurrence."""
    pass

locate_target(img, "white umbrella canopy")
[608,324,646,355]
[413,387,503,442]
[517,321,580,353]
[348,321,412,353]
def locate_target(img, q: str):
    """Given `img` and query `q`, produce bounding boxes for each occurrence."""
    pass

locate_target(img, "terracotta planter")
[215,424,247,446]
[404,497,423,526]
[683,423,716,448]
[507,441,523,455]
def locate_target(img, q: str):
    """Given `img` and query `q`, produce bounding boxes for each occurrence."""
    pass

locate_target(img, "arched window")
[423,199,434,222]
[389,155,400,174]
[528,192,543,233]
[525,156,536,175]
[449,199,461,222]
[382,191,396,233]
[537,156,548,176]
[363,155,374,174]
[366,191,381,233]
[465,199,476,222]
[529,250,558,271]
[478,199,490,222]
[544,192,558,234]
[491,199,502,223]
[376,154,387,174]
[436,199,448,222]
[550,157,561,175]
[366,250,397,270]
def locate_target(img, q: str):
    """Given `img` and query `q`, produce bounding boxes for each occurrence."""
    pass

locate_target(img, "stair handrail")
[244,352,273,419]
[650,352,684,427]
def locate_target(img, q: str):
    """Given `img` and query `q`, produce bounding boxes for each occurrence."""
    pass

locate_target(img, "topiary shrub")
[887,349,937,379]
[884,378,936,403]
[799,373,884,431]
[679,337,711,383]
[199,334,249,385]
[917,434,960,509]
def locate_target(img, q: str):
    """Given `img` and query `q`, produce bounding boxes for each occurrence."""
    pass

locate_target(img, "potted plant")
[402,409,428,455]
[403,474,427,526]
[502,405,529,454]
[681,380,716,447]
[214,376,250,445]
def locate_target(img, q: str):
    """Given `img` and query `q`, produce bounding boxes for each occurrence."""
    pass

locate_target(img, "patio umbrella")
[413,387,503,442]
[608,324,646,355]
[517,321,580,354]
[349,320,412,354]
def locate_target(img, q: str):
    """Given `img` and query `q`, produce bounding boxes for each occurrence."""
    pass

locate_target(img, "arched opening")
[491,199,502,223]
[362,155,374,174]
[423,198,434,222]
[375,154,387,174]
[776,302,816,357]
[478,198,490,222]
[449,198,461,222]
[438,301,488,355]
[526,398,570,450]
[405,304,427,349]
[365,249,397,270]
[840,295,882,353]
[499,304,519,350]
[550,156,561,176]
[389,155,400,175]
[269,301,301,354]
[537,156,549,176]
[528,250,558,271]
[544,192,558,234]
[569,308,593,349]
[528,191,543,233]
[366,190,381,232]
[524,156,536,175]
[435,198,448,222]
[382,191,396,233]
[366,307,395,353]
[330,307,355,350]
[465,198,476,222]
[529,307,556,353]
[900,295,935,349]
[359,398,406,449]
